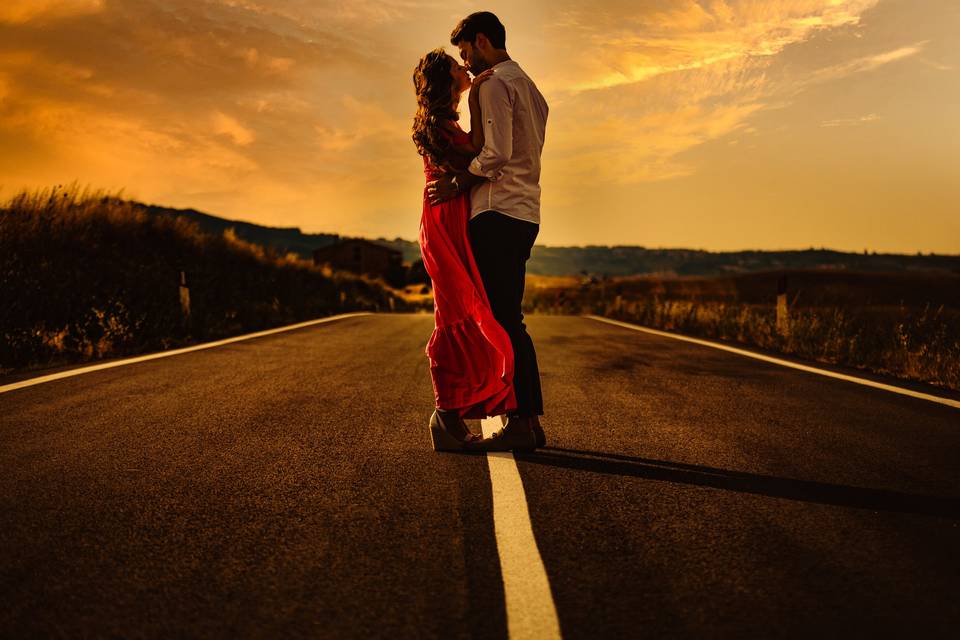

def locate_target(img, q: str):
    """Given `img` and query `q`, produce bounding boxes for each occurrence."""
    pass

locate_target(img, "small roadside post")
[179,271,191,327]
[776,274,790,337]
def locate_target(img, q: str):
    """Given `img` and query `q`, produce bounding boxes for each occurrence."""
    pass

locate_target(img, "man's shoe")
[465,416,537,452]
[531,415,546,448]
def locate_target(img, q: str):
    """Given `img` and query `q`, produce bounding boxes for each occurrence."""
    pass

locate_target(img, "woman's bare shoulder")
[438,119,460,134]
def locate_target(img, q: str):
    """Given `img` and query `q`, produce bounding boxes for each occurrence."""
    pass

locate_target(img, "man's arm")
[468,76,513,182]
[426,170,484,205]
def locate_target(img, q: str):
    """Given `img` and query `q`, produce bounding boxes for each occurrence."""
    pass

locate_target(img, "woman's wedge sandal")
[429,410,482,452]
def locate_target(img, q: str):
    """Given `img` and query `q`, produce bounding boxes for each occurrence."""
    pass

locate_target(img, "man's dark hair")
[450,12,506,49]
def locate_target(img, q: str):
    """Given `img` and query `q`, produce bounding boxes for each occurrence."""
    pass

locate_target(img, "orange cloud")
[538,0,889,185]
[212,111,256,146]
[0,0,104,24]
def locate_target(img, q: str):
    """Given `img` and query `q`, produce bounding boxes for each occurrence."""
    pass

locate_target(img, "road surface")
[2,313,958,638]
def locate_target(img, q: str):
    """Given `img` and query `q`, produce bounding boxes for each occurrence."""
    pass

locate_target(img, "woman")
[412,48,516,451]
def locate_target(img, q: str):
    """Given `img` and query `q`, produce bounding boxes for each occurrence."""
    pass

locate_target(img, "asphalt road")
[2,313,958,639]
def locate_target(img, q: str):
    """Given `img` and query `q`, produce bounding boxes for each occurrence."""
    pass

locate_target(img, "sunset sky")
[1,0,957,252]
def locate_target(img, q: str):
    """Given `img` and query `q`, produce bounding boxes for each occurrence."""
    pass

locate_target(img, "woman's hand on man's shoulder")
[469,70,495,103]
[473,69,495,84]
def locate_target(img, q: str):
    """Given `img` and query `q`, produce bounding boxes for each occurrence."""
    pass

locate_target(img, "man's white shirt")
[467,59,548,225]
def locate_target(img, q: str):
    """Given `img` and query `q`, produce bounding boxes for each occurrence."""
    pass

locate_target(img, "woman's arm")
[466,71,490,153]
[449,70,494,156]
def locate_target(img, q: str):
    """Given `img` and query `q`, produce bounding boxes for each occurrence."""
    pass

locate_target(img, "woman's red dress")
[419,122,517,419]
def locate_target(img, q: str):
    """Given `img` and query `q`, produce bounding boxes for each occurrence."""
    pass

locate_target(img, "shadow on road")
[517,447,960,520]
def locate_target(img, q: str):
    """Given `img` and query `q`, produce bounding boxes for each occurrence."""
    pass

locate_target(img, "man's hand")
[426,175,458,205]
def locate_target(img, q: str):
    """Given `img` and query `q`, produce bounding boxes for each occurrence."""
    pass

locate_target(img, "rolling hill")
[137,202,960,277]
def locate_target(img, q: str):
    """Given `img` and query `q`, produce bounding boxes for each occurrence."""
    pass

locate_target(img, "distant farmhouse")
[313,238,404,287]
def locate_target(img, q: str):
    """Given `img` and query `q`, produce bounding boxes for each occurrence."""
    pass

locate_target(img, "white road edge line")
[481,416,562,640]
[0,312,373,395]
[586,314,960,410]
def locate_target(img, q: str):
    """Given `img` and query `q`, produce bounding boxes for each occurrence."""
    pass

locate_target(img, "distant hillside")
[137,203,960,276]
[137,203,343,258]
[138,203,425,264]
[526,246,960,277]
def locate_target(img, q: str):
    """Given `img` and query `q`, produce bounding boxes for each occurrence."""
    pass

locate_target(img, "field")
[4,185,957,391]
[523,270,960,391]
[0,185,405,375]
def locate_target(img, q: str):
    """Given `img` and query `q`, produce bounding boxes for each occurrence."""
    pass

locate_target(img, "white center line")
[0,312,372,395]
[481,416,562,640]
[586,315,960,410]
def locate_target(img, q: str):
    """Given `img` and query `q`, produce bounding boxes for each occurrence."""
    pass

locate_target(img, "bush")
[0,183,404,373]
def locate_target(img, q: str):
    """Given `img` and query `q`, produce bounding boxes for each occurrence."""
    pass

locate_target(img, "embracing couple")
[413,12,548,452]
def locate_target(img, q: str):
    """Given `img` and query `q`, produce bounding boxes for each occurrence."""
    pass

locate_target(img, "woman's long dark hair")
[412,48,459,170]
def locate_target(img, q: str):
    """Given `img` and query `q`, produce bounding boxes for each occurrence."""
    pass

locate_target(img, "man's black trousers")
[468,210,544,418]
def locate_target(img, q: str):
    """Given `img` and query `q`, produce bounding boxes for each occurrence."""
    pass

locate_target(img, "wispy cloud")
[802,41,927,87]
[539,0,920,183]
[544,0,882,94]
[820,113,880,127]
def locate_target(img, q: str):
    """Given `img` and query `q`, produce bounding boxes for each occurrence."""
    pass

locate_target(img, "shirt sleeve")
[468,77,513,182]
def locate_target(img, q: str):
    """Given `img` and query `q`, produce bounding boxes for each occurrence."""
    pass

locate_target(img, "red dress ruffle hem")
[419,123,517,419]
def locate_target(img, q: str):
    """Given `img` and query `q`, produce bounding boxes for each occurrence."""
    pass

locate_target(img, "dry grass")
[0,183,405,373]
[526,274,582,290]
[524,271,960,391]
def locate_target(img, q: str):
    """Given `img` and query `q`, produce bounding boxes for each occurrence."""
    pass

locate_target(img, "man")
[427,11,549,451]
